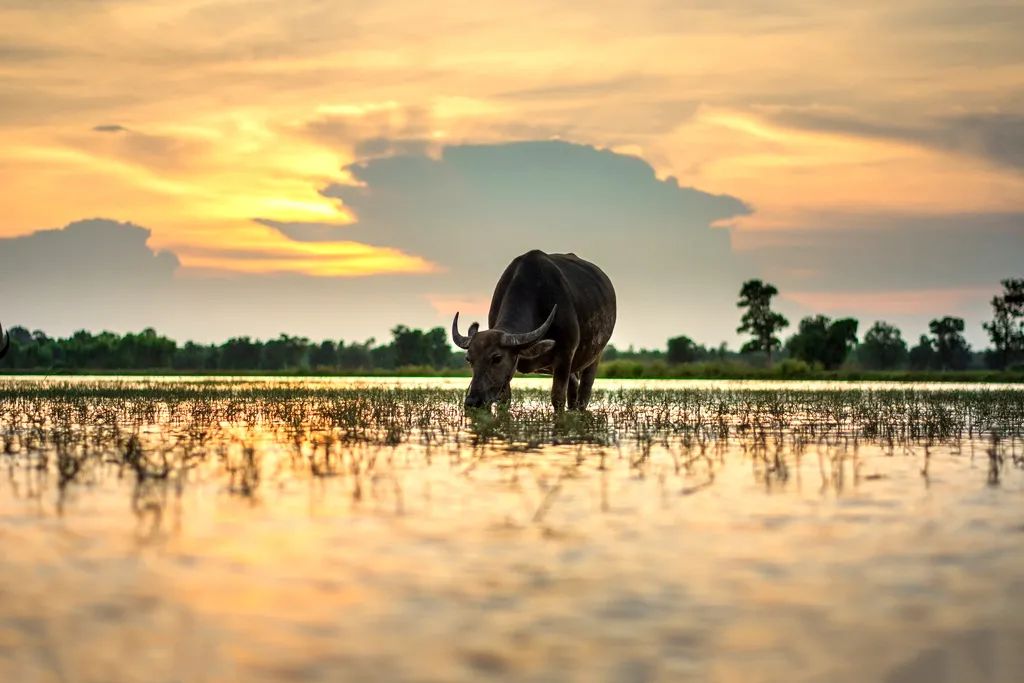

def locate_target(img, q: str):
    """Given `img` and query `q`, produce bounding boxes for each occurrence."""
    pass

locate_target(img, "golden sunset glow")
[1,0,1021,345]
[4,1,1022,262]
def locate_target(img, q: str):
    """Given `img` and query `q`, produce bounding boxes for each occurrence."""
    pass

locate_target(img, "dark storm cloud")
[93,124,128,133]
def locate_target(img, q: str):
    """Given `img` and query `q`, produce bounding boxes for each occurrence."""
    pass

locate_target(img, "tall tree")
[983,278,1024,369]
[786,315,859,370]
[858,321,908,370]
[929,317,971,371]
[736,280,788,363]
[908,335,936,370]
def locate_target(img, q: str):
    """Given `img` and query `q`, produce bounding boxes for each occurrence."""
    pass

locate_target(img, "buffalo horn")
[500,305,558,348]
[451,313,479,349]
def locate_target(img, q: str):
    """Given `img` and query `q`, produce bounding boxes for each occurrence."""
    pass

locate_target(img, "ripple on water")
[0,377,1022,682]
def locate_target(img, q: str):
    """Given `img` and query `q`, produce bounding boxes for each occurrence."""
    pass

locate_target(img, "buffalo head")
[452,306,557,409]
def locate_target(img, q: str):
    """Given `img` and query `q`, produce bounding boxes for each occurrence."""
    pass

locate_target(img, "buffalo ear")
[518,339,555,359]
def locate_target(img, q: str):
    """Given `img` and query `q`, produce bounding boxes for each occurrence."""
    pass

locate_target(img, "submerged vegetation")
[2,378,1023,680]
[2,380,1022,515]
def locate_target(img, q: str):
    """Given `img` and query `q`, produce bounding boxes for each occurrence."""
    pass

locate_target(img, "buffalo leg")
[550,364,571,413]
[567,373,580,409]
[575,363,599,410]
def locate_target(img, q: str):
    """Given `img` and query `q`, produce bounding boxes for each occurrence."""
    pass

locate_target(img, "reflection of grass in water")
[1,381,1022,526]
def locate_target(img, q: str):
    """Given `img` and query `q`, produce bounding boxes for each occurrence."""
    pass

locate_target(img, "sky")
[1,0,1022,349]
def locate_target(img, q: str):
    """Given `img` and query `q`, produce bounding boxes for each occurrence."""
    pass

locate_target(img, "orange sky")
[1,1,1022,345]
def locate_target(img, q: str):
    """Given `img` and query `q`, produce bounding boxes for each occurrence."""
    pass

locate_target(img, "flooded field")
[1,377,1023,683]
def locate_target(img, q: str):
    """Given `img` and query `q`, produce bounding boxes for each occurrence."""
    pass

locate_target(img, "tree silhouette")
[858,321,908,370]
[666,335,699,364]
[786,315,858,369]
[929,317,971,371]
[908,335,935,370]
[736,280,788,363]
[983,278,1024,369]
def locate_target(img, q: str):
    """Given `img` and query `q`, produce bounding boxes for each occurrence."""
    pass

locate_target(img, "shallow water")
[1,377,1023,682]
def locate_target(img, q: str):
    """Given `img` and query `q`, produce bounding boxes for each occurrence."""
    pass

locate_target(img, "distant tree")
[338,340,375,370]
[983,278,1024,369]
[824,318,859,369]
[371,341,396,369]
[117,328,176,368]
[391,325,428,366]
[786,315,859,370]
[173,341,217,370]
[310,340,338,368]
[261,334,309,370]
[666,335,699,364]
[602,344,620,361]
[0,326,24,368]
[908,335,936,370]
[220,337,261,370]
[857,321,908,370]
[929,317,971,370]
[736,280,788,363]
[0,324,466,372]
[423,327,456,367]
[389,325,456,368]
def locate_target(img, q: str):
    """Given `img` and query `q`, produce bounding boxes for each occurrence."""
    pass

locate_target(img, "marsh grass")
[1,380,1022,526]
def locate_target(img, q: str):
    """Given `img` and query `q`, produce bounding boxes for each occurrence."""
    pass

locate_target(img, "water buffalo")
[451,250,616,412]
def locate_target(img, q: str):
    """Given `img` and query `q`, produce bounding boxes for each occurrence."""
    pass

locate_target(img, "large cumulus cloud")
[314,140,752,345]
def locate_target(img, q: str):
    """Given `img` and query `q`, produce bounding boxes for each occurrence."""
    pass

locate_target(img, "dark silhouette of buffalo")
[452,250,616,412]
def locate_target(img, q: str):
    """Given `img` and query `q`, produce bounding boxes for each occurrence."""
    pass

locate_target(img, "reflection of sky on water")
[0,378,1022,682]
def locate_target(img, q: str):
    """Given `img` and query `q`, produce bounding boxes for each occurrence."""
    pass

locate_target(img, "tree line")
[602,278,1023,373]
[724,277,1023,371]
[1,278,1020,373]
[0,325,462,372]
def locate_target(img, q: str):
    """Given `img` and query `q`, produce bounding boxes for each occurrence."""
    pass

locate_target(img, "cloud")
[768,109,1024,172]
[0,218,441,343]
[77,125,206,170]
[743,211,1024,292]
[353,137,434,160]
[0,219,180,332]
[0,41,60,63]
[314,139,752,345]
[0,218,179,282]
[740,211,1024,344]
[251,218,355,243]
[2,141,753,347]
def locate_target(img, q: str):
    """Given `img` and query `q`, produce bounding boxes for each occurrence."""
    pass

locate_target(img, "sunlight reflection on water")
[0,377,1022,682]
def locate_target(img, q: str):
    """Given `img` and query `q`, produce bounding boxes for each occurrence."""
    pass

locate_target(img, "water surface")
[1,377,1022,682]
